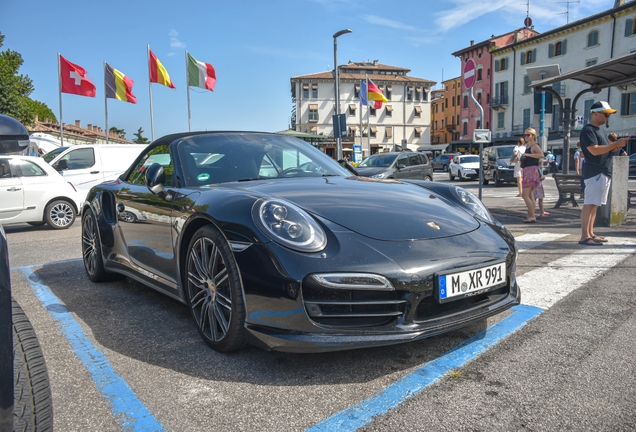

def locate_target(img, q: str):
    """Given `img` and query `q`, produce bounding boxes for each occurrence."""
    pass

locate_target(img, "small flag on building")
[60,55,96,97]
[149,50,176,89]
[187,53,216,91]
[104,63,137,103]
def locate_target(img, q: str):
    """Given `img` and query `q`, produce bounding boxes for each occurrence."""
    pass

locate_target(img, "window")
[549,40,567,58]
[354,84,360,98]
[521,49,536,65]
[311,84,318,99]
[385,105,393,117]
[434,121,438,130]
[385,126,393,138]
[462,121,468,136]
[386,86,392,100]
[349,104,356,116]
[370,126,377,138]
[14,160,46,177]
[128,145,172,186]
[414,106,422,118]
[523,75,531,94]
[495,57,507,72]
[457,95,461,106]
[60,148,95,169]
[587,30,599,47]
[497,112,505,129]
[370,107,376,116]
[625,17,635,37]
[452,96,455,107]
[476,91,482,105]
[348,126,357,137]
[414,127,422,138]
[475,118,481,129]
[441,119,445,129]
[415,88,421,100]
[302,84,309,99]
[586,58,597,67]
[494,81,508,104]
[477,68,482,81]
[309,104,318,122]
[621,92,636,115]
[407,87,413,101]
[523,108,531,130]
[422,90,428,101]
[463,95,468,109]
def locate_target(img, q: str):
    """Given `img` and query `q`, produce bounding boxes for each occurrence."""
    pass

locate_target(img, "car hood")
[237,176,480,240]
[355,166,392,177]
[497,158,512,167]
[458,162,480,169]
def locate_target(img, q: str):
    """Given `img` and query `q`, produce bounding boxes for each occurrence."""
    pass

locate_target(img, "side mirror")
[54,159,68,171]
[145,163,166,197]
[338,159,359,176]
[0,114,30,154]
[396,164,406,170]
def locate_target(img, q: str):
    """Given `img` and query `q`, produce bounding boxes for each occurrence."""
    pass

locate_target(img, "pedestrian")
[579,101,631,246]
[512,137,526,197]
[608,133,628,157]
[520,127,544,223]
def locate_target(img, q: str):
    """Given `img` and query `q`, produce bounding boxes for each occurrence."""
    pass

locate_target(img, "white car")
[0,155,82,229]
[449,155,481,181]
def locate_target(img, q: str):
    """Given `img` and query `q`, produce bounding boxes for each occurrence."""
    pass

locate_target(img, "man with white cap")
[578,101,631,246]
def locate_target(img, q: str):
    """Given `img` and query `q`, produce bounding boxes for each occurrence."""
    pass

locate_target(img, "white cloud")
[170,37,186,49]
[361,14,416,31]
[168,29,179,38]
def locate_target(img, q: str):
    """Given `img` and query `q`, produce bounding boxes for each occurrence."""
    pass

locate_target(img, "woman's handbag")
[519,155,527,168]
[510,152,520,164]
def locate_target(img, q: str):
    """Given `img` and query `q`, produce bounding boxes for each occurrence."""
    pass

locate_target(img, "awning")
[355,84,360,90]
[414,106,422,113]
[385,127,393,138]
[309,104,318,110]
[370,126,377,132]
[387,86,392,91]
[417,144,449,152]
[303,84,309,89]
[386,105,393,112]
[310,126,317,132]
[349,104,357,110]
[349,125,357,130]
[342,148,353,152]
[414,127,422,133]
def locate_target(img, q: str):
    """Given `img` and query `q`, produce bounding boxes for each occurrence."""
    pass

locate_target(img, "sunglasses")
[594,111,611,118]
[524,133,534,137]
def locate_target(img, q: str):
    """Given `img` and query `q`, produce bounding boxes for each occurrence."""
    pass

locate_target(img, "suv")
[482,145,516,187]
[431,154,452,172]
[357,151,433,181]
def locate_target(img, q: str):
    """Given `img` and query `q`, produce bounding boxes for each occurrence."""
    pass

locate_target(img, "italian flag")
[187,53,216,92]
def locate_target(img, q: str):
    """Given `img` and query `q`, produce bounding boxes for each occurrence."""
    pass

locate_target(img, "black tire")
[12,298,53,431]
[26,222,46,227]
[44,200,75,230]
[449,171,455,181]
[186,225,246,352]
[443,164,449,172]
[494,172,502,187]
[423,175,432,181]
[82,209,124,282]
[482,176,490,185]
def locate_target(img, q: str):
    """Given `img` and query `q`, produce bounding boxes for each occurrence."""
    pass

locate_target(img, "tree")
[133,127,149,144]
[109,126,126,138]
[0,32,56,126]
[28,99,56,123]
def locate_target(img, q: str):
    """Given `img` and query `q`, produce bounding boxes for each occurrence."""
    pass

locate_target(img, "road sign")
[473,129,491,144]
[463,59,476,89]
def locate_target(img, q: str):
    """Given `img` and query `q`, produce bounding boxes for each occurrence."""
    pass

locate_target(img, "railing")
[489,95,509,108]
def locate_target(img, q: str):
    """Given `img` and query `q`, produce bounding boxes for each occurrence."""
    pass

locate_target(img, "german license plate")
[438,262,506,303]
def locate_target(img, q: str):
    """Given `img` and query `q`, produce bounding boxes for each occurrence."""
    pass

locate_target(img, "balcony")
[489,95,509,110]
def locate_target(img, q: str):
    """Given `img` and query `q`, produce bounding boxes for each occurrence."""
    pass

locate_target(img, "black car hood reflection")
[355,166,392,177]
[220,176,480,241]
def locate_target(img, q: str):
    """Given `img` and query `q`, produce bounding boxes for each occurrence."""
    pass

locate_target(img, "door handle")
[6,187,22,191]
[90,171,100,174]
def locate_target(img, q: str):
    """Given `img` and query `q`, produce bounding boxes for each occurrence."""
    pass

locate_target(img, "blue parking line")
[19,266,166,432]
[307,304,543,432]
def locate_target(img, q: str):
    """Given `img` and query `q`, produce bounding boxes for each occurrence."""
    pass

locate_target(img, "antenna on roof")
[523,0,533,27]
[557,0,579,24]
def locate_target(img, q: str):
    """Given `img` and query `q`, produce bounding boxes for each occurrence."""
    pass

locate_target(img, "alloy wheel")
[82,214,98,276]
[48,202,74,227]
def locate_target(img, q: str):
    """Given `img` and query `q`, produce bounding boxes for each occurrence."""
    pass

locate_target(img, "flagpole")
[147,45,155,141]
[186,51,192,132]
[57,53,64,146]
[359,83,363,159]
[366,74,370,155]
[103,62,109,145]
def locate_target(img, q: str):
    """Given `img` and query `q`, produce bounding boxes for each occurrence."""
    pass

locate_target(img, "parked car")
[0,155,82,229]
[42,143,147,203]
[481,145,516,187]
[431,153,452,172]
[81,131,520,353]
[629,153,636,178]
[449,154,481,181]
[0,114,53,431]
[357,151,432,180]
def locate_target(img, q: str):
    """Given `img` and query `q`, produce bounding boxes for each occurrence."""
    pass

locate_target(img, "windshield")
[358,153,396,168]
[177,133,350,186]
[41,146,69,163]
[496,147,515,159]
[458,156,479,164]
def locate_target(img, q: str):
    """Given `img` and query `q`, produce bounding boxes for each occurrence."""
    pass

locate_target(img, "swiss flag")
[60,55,96,97]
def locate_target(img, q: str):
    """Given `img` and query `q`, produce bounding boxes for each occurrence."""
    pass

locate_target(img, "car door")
[54,147,103,201]
[408,153,424,179]
[0,158,24,222]
[116,144,178,283]
[392,154,410,179]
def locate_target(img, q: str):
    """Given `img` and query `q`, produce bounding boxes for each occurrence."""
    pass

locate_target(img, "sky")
[0,0,618,141]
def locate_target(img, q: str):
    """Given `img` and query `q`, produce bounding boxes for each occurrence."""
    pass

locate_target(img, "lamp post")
[333,29,352,161]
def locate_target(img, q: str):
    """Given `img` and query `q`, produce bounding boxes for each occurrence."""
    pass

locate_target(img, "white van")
[42,144,147,202]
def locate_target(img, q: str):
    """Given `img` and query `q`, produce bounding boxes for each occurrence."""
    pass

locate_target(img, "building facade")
[430,88,445,144]
[490,1,636,147]
[291,61,435,158]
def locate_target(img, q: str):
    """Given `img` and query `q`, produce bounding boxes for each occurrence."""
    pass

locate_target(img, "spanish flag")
[104,63,137,104]
[149,49,176,89]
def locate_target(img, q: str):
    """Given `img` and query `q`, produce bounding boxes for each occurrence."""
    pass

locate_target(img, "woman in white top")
[512,137,526,197]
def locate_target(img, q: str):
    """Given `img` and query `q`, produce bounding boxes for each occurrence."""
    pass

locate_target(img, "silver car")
[357,151,433,180]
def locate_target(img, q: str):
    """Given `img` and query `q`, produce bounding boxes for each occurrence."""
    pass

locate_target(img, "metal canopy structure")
[529,51,636,173]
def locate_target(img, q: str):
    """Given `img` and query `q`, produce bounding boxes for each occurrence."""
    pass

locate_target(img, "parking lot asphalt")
[5,173,636,431]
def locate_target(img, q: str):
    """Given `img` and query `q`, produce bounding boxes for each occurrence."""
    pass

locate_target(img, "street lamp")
[333,29,352,161]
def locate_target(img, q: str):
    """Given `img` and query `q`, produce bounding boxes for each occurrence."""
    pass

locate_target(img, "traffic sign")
[463,59,476,89]
[473,129,491,144]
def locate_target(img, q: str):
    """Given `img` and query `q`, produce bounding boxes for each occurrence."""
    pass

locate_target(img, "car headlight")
[451,187,495,223]
[371,172,387,179]
[252,198,327,252]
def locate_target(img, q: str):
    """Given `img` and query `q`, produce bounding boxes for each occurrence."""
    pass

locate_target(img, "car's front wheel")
[443,164,449,172]
[82,210,124,282]
[449,170,455,181]
[494,171,502,187]
[44,200,75,229]
[186,225,246,352]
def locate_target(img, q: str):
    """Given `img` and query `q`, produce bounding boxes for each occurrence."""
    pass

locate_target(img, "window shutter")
[621,93,628,116]
[495,84,500,100]
[520,54,525,66]
[626,19,634,37]
[503,81,508,99]
[532,48,537,61]
[495,59,500,72]
[549,43,554,58]
[561,41,566,55]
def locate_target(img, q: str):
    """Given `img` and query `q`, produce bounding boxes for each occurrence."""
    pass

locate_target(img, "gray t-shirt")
[580,123,610,179]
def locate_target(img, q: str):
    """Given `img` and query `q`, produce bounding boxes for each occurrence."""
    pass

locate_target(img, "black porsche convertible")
[81,132,520,353]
